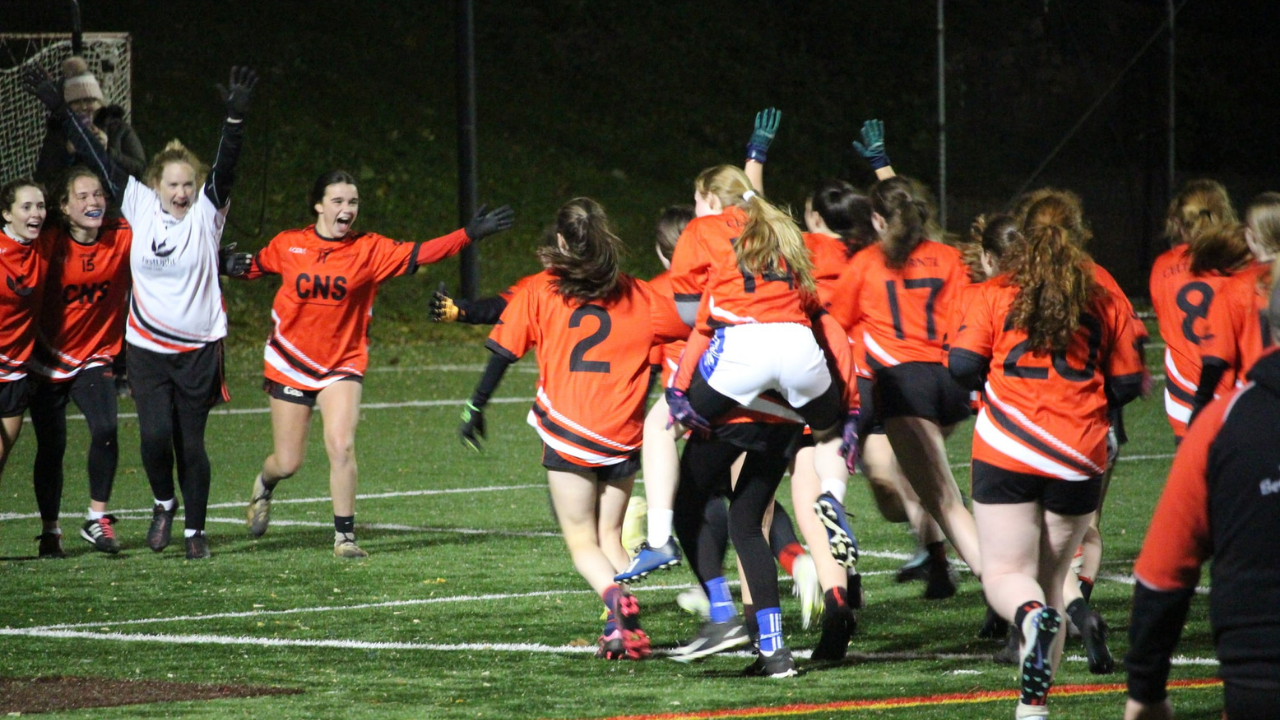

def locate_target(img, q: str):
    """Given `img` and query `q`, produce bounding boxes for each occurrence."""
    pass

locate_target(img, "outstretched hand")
[745,107,782,163]
[431,282,461,322]
[851,119,891,170]
[21,65,64,111]
[218,243,254,277]
[216,66,259,120]
[465,204,515,242]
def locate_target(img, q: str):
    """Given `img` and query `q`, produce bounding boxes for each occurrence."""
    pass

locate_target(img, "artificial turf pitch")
[0,327,1226,719]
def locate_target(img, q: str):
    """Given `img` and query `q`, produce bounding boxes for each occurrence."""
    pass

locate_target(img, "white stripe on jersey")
[708,295,759,325]
[1164,388,1192,423]
[974,409,1090,481]
[527,410,627,466]
[535,387,637,452]
[862,331,901,367]
[1164,348,1197,394]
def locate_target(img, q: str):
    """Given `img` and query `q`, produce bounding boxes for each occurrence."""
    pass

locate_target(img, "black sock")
[847,573,864,609]
[823,587,849,614]
[1066,598,1090,631]
[334,515,355,534]
[742,603,759,643]
[1013,600,1044,630]
[926,540,947,564]
[1079,577,1095,603]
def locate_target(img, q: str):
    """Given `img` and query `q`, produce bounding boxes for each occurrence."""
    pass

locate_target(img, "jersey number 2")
[569,305,611,373]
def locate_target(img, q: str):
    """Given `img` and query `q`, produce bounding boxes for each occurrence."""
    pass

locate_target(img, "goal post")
[0,32,131,184]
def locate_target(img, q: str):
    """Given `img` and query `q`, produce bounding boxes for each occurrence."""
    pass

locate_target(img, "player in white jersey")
[26,65,257,559]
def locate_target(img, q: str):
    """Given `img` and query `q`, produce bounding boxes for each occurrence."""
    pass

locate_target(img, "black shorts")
[264,376,362,408]
[688,370,842,435]
[541,444,640,484]
[712,421,804,458]
[0,377,32,418]
[855,377,886,435]
[971,459,1102,516]
[127,341,228,409]
[873,362,971,426]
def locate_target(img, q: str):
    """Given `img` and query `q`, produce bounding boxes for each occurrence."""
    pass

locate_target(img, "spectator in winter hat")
[34,57,145,193]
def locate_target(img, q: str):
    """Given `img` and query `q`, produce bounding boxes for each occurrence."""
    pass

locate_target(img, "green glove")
[851,119,891,170]
[745,108,781,163]
[459,401,486,451]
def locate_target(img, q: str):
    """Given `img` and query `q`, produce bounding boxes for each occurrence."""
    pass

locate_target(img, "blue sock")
[756,607,784,655]
[705,577,736,624]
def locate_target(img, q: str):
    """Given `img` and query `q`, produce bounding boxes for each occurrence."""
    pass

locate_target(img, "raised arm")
[205,67,259,208]
[743,108,780,193]
[852,119,896,181]
[23,65,128,196]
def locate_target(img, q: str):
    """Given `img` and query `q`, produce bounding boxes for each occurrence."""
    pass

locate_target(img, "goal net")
[0,33,131,185]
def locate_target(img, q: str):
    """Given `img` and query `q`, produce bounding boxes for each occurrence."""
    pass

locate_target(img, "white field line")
[201,516,562,537]
[0,482,547,522]
[31,395,535,424]
[949,452,1175,470]
[1101,572,1210,596]
[0,626,1219,667]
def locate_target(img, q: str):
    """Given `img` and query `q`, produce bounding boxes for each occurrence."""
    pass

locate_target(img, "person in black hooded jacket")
[1125,271,1280,720]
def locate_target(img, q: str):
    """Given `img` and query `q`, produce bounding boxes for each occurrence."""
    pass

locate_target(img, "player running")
[241,170,512,558]
[0,179,50,554]
[1149,179,1238,441]
[28,168,132,554]
[459,197,687,661]
[950,190,1144,719]
[26,65,259,560]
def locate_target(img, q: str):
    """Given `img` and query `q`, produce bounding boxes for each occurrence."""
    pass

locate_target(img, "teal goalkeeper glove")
[851,119,891,170]
[745,108,782,163]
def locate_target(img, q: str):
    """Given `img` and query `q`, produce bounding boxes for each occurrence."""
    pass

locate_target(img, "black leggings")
[1225,682,1280,719]
[698,495,802,572]
[30,367,119,521]
[128,343,223,532]
[675,431,795,611]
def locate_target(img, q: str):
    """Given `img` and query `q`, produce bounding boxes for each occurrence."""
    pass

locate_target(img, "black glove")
[216,66,259,121]
[21,65,65,112]
[431,282,463,322]
[459,401,486,451]
[218,243,253,277]
[464,204,515,242]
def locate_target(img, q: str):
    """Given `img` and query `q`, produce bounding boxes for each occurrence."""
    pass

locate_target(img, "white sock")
[184,529,202,538]
[647,509,674,547]
[820,478,846,503]
[87,508,106,521]
[156,498,176,511]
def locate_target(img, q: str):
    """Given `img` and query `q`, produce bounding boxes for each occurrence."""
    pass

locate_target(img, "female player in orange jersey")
[241,170,512,558]
[950,191,1145,718]
[27,168,133,555]
[1148,180,1238,441]
[828,176,980,575]
[0,179,49,551]
[459,197,688,661]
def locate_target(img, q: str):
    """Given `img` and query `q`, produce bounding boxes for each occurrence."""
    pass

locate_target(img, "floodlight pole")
[937,0,947,232]
[457,0,479,300]
[1167,0,1176,197]
[69,0,82,54]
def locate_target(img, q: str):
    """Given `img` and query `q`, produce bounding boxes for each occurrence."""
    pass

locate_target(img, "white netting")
[0,33,131,184]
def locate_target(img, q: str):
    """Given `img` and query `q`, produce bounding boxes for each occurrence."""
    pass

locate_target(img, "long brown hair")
[869,176,934,269]
[963,213,1021,282]
[809,179,876,258]
[1189,223,1251,276]
[694,165,815,295]
[1007,191,1097,353]
[537,197,627,304]
[1165,179,1236,247]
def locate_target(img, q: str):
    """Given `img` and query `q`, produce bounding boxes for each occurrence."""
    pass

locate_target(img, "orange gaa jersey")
[0,229,47,382]
[30,220,132,381]
[804,232,850,311]
[499,272,544,303]
[669,207,814,331]
[829,239,968,372]
[1200,261,1271,388]
[248,225,468,390]
[952,276,1145,480]
[487,271,689,468]
[1149,245,1202,435]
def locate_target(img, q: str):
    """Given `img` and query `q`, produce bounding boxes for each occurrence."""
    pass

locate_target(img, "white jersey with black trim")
[122,176,229,353]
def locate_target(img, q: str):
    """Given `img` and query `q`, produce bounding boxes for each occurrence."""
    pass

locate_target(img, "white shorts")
[698,323,832,410]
